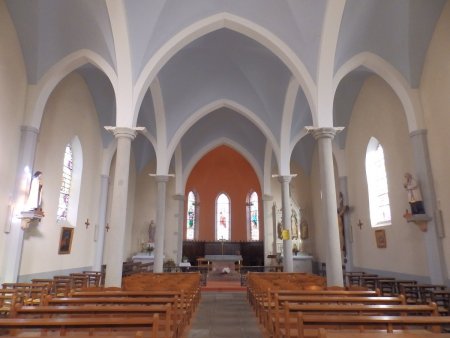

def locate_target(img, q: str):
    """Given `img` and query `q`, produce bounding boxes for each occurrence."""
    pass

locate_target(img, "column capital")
[173,194,185,201]
[104,126,144,140]
[306,126,344,140]
[153,175,171,183]
[277,175,292,184]
[262,194,273,201]
[409,129,427,138]
[21,125,39,135]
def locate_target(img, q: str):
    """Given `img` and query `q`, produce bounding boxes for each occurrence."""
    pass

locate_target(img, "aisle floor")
[186,291,265,338]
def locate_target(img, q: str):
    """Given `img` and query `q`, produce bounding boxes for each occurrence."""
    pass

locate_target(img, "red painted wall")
[185,145,263,241]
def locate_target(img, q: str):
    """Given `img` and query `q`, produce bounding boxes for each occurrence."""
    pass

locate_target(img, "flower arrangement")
[292,243,299,255]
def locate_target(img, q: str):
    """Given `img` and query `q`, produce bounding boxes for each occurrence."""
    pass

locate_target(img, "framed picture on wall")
[374,229,387,248]
[58,227,74,254]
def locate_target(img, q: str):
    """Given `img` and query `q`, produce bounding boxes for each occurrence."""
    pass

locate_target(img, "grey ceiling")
[5,0,446,177]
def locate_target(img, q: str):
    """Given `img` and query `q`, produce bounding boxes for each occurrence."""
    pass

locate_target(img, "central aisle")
[186,291,264,338]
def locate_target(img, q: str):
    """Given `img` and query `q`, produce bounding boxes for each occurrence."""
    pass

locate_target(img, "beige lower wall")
[421,0,450,276]
[0,1,27,274]
[345,75,428,276]
[19,73,103,276]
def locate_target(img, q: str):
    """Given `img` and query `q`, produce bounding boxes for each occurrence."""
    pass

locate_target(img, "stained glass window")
[366,138,391,227]
[186,191,196,240]
[57,144,73,221]
[248,191,259,241]
[216,193,230,241]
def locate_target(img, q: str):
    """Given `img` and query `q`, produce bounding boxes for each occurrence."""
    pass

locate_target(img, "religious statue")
[291,208,299,239]
[148,220,156,243]
[403,173,425,215]
[337,192,349,256]
[300,218,309,240]
[277,221,283,240]
[25,171,43,212]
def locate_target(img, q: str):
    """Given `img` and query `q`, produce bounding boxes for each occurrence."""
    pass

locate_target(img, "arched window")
[247,191,259,241]
[57,137,82,227]
[366,137,391,227]
[216,193,230,241]
[186,191,197,240]
[57,144,73,221]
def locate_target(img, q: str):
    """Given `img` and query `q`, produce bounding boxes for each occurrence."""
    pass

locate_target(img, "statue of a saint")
[148,220,156,243]
[25,171,43,211]
[291,209,299,239]
[403,173,425,214]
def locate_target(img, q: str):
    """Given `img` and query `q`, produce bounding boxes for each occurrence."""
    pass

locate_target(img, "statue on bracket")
[403,173,425,215]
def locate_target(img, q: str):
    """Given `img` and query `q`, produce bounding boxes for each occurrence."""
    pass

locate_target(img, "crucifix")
[337,192,350,257]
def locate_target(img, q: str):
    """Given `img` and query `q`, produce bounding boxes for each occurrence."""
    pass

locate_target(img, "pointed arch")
[182,137,263,192]
[334,52,418,132]
[133,12,317,127]
[26,49,117,130]
[166,99,279,175]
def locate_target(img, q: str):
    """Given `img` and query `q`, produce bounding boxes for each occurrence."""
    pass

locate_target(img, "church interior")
[1,0,450,336]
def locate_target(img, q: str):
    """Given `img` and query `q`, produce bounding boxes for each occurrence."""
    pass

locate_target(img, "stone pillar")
[309,127,344,286]
[174,194,185,264]
[93,174,109,272]
[262,194,273,266]
[1,126,39,284]
[278,176,293,272]
[409,130,447,284]
[153,175,170,273]
[104,127,136,287]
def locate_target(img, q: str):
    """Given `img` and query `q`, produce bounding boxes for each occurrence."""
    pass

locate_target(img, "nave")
[1,269,450,337]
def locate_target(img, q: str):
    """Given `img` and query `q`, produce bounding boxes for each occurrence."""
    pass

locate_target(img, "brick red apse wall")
[185,145,263,241]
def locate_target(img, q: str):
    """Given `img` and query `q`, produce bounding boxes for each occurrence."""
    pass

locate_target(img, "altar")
[205,254,242,272]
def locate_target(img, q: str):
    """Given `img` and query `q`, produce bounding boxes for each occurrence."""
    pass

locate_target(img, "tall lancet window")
[366,137,391,227]
[186,191,197,240]
[247,191,259,241]
[57,144,73,221]
[216,193,230,241]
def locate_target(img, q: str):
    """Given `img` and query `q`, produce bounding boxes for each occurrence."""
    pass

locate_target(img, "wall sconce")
[85,219,90,229]
[106,223,110,232]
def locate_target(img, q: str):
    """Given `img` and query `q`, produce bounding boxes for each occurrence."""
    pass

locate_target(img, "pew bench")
[11,304,177,338]
[0,315,163,337]
[281,314,450,338]
[317,329,450,338]
[274,303,439,338]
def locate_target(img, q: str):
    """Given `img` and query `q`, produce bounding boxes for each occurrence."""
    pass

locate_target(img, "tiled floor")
[186,292,265,338]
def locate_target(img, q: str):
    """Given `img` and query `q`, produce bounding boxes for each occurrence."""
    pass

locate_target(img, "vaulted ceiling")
[5,0,446,179]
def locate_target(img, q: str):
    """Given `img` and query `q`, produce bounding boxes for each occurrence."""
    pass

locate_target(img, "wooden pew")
[318,328,450,338]
[257,289,381,328]
[275,302,439,338]
[0,290,17,316]
[0,315,162,337]
[43,295,185,335]
[285,314,450,338]
[12,303,176,338]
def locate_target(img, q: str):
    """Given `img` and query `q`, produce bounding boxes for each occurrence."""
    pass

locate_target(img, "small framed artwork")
[375,229,387,248]
[58,227,74,254]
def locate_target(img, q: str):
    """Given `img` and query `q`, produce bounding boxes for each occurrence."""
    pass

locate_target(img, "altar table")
[204,255,242,272]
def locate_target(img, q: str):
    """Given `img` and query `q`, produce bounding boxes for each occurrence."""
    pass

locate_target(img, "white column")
[93,174,109,272]
[153,175,170,273]
[1,126,39,284]
[278,176,293,272]
[174,194,185,264]
[410,129,447,284]
[105,127,136,287]
[309,127,343,286]
[262,194,273,266]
